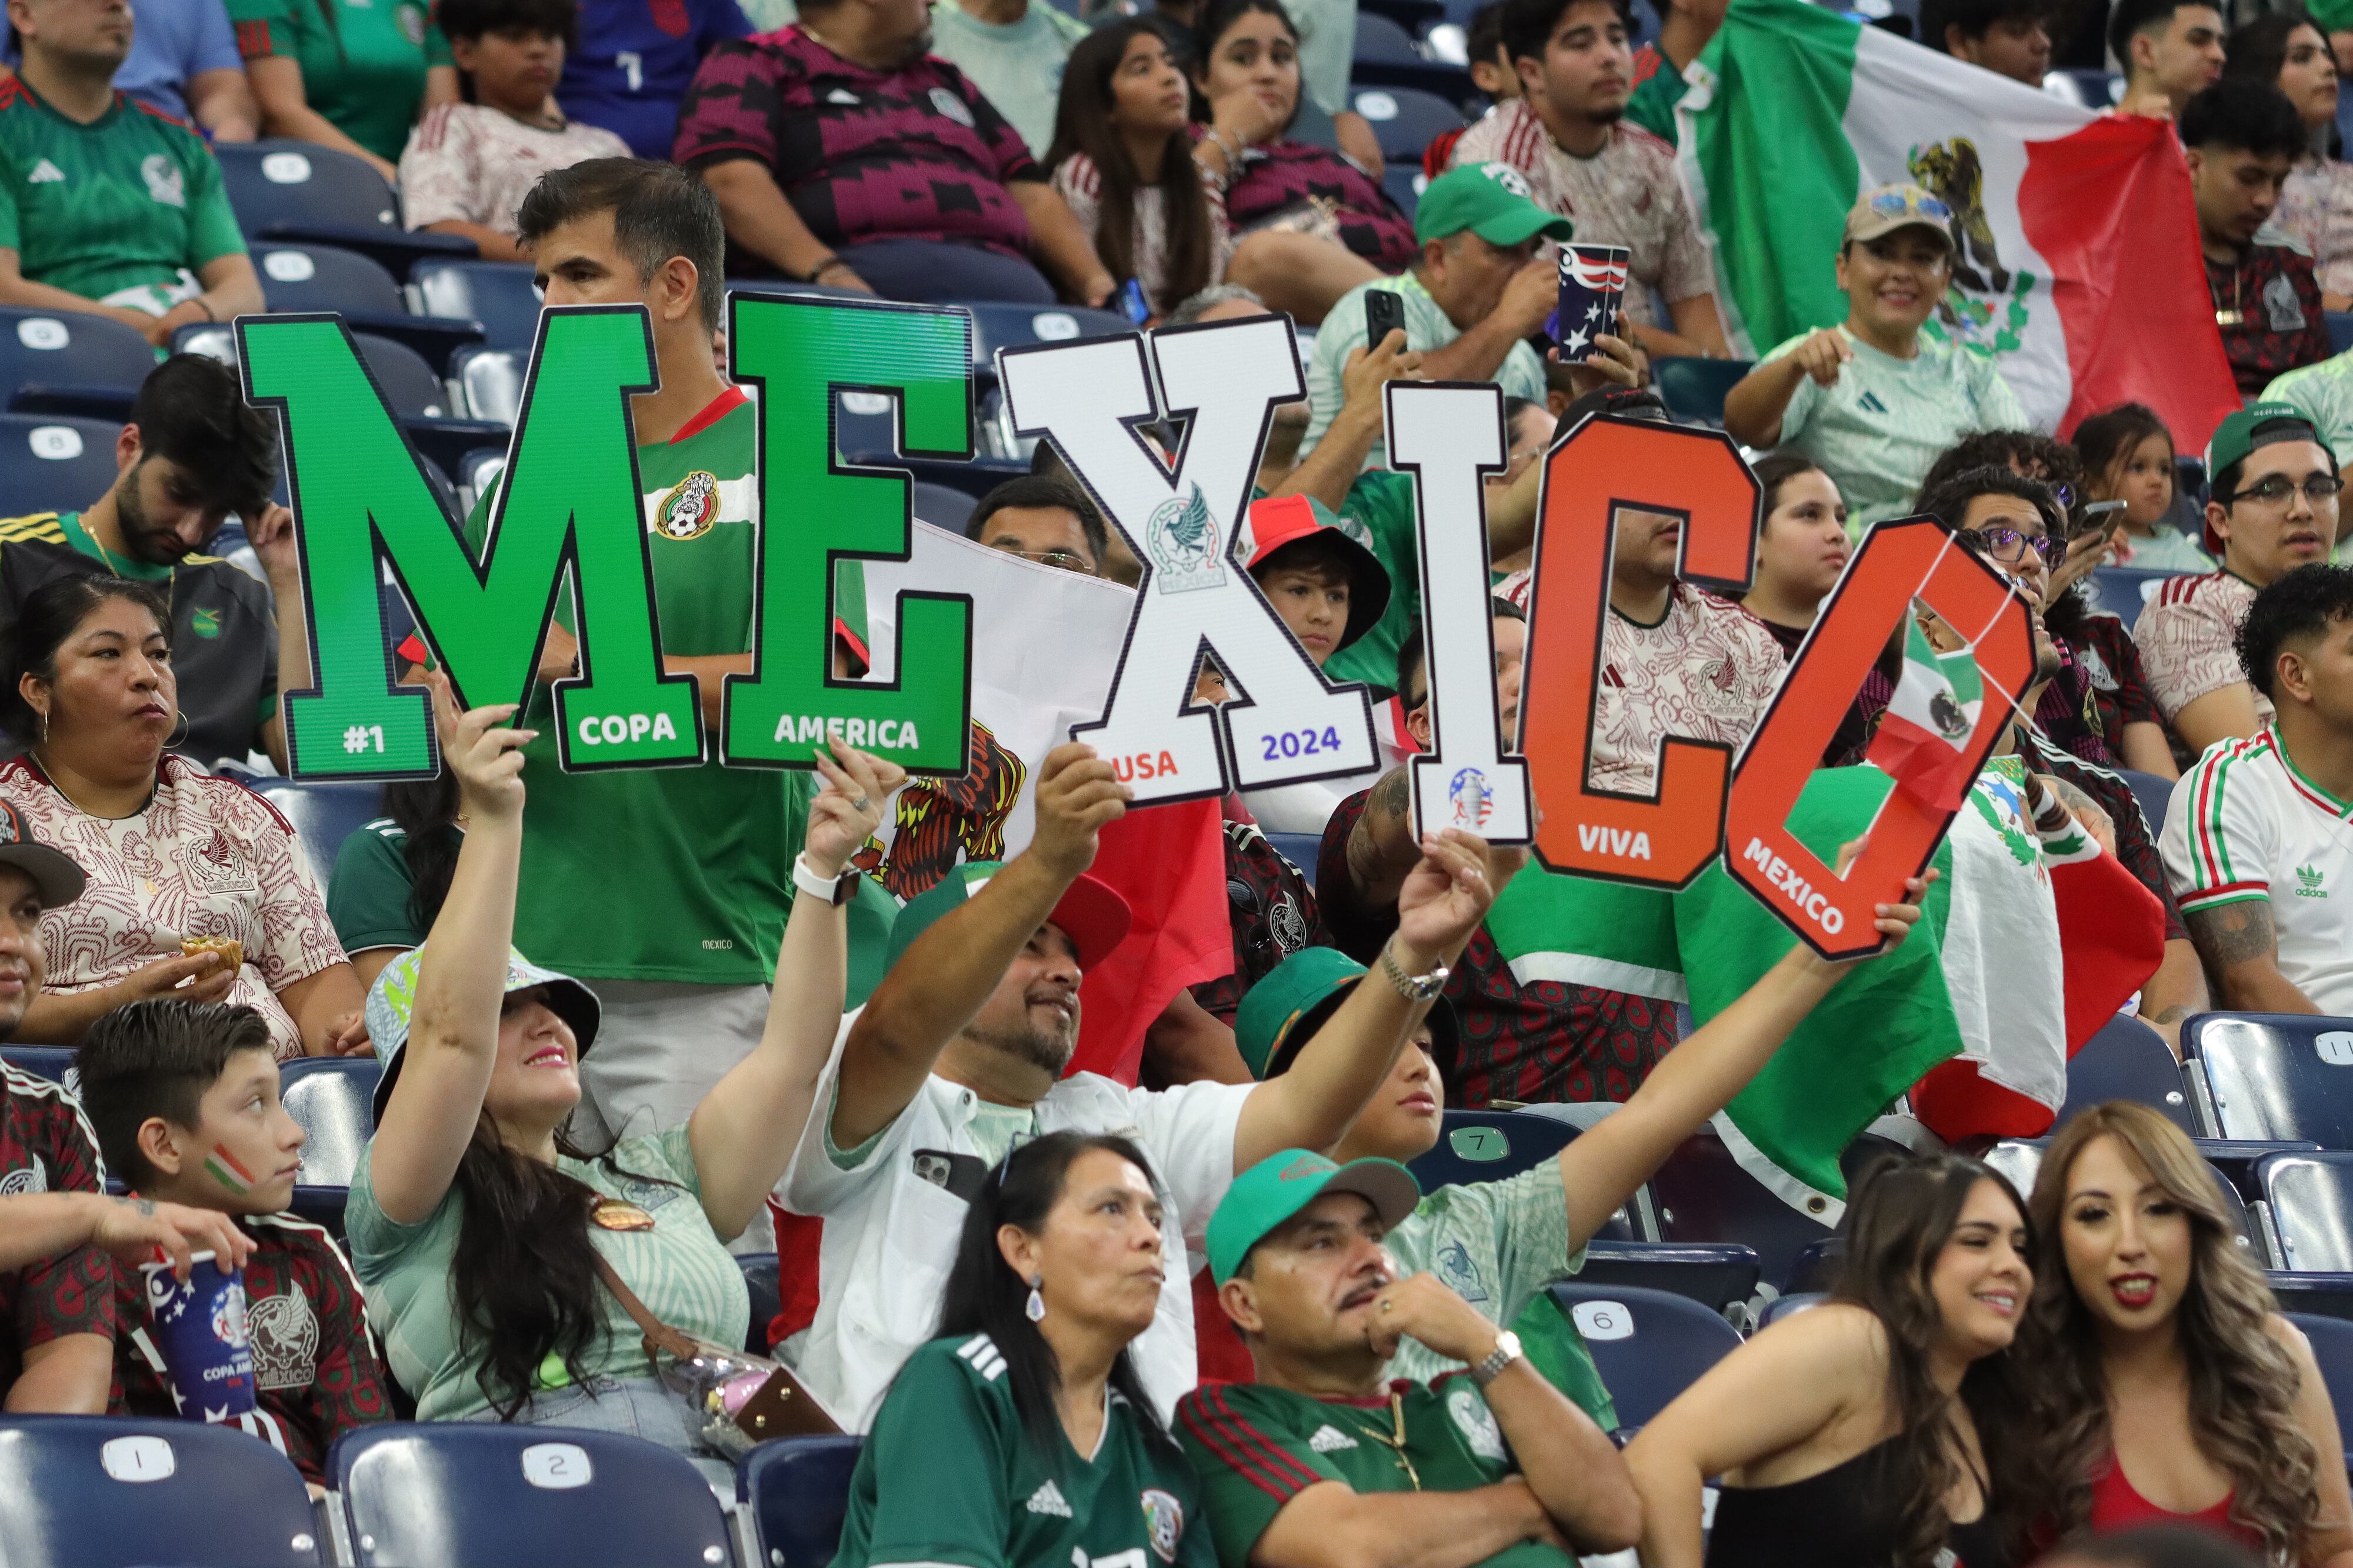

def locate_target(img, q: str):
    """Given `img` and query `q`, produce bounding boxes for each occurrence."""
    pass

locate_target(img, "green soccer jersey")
[832,1333,1217,1568]
[1321,469,1424,695]
[1176,1378,1575,1568]
[0,79,245,304]
[460,388,845,986]
[228,0,449,165]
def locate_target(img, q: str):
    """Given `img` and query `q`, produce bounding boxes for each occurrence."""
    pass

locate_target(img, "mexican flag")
[1487,762,2161,1219]
[1673,0,2240,445]
[1867,619,1985,810]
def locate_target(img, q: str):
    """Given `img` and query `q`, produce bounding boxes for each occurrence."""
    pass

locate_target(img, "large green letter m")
[242,309,701,778]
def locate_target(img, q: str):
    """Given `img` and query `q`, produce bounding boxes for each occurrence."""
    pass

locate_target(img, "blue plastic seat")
[739,1252,781,1356]
[213,140,474,282]
[1354,11,1425,63]
[1409,1109,1575,1191]
[279,1058,381,1188]
[331,1423,732,1568]
[411,259,545,351]
[254,242,402,316]
[961,301,1132,369]
[2287,1312,2353,1453]
[1652,358,1752,426]
[0,1046,75,1085]
[2260,1152,2353,1272]
[2112,768,2175,840]
[1547,1283,1741,1431]
[452,345,524,425]
[1264,830,1322,891]
[1649,1129,1858,1286]
[1577,1240,1762,1314]
[2088,564,2182,624]
[2332,312,2353,356]
[739,1435,864,1568]
[2269,1272,2353,1324]
[1349,85,1464,161]
[0,1415,324,1567]
[353,332,452,418]
[2058,1014,2195,1136]
[1759,1291,1827,1326]
[912,480,976,533]
[1381,165,1427,220]
[0,414,128,516]
[2187,1012,2353,1146]
[1998,1138,2262,1252]
[243,779,385,886]
[0,308,159,423]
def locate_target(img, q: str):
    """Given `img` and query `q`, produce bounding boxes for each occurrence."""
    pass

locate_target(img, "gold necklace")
[1340,1391,1421,1490]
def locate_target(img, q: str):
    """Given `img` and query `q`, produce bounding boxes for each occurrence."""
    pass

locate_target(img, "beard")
[971,1013,1076,1078]
[116,462,195,565]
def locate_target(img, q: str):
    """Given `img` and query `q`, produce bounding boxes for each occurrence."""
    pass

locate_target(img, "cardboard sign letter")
[1000,316,1377,803]
[1724,517,2036,959]
[1384,382,1531,845]
[1517,415,1759,886]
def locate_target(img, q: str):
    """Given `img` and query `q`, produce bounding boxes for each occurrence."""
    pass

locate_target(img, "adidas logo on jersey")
[955,1333,1008,1382]
[1308,1424,1358,1452]
[26,159,62,184]
[1026,1480,1072,1517]
[1857,391,1889,414]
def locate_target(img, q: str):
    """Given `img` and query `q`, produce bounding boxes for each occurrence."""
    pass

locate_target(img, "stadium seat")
[739,1253,781,1356]
[0,414,131,516]
[459,445,509,511]
[2286,1312,2353,1452]
[0,1046,73,1084]
[453,345,524,425]
[244,778,384,886]
[739,1436,864,1568]
[331,1423,733,1568]
[0,1414,324,1567]
[2259,1152,2353,1272]
[961,301,1134,371]
[1648,1129,1915,1286]
[0,309,159,426]
[411,259,545,351]
[1381,165,1427,219]
[1759,1291,1826,1326]
[2088,564,2181,623]
[1410,1109,1575,1190]
[2268,1272,2353,1324]
[891,456,1028,503]
[1263,830,1321,891]
[354,333,452,419]
[2176,455,2209,505]
[280,1058,381,1187]
[1652,358,1752,426]
[2186,1012,2353,1146]
[255,245,484,373]
[1578,1240,1762,1314]
[2058,1013,2195,1136]
[911,480,976,533]
[1361,0,1448,33]
[1349,85,1465,162]
[2332,312,2353,357]
[1353,11,1425,63]
[1780,1235,1842,1293]
[214,140,475,282]
[1992,1139,2262,1252]
[1548,1282,1742,1431]
[2112,768,2175,838]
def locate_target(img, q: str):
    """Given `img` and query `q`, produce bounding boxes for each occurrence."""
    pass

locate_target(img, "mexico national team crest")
[248,1287,319,1391]
[1448,767,1493,830]
[1140,1487,1185,1562]
[656,471,721,541]
[1147,484,1225,593]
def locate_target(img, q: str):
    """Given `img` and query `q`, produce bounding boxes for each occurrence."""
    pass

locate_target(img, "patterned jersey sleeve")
[2135,584,2248,722]
[1175,1385,1345,1568]
[1645,142,1713,306]
[230,783,351,992]
[1054,155,1101,246]
[8,1086,115,1358]
[225,0,297,61]
[673,39,783,168]
[2162,743,2276,915]
[399,105,486,230]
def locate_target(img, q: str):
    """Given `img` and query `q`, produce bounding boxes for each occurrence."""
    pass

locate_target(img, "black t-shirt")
[0,512,277,768]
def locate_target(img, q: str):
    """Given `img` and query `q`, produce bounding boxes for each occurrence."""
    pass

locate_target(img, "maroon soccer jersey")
[1222,139,1417,273]
[1317,790,1681,1106]
[674,26,1042,258]
[0,1066,112,1398]
[109,1212,389,1484]
[1191,820,1330,1026]
[2208,238,2331,394]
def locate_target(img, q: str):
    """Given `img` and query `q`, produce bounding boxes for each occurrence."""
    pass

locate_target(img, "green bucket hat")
[1207,1149,1422,1285]
[1412,162,1575,249]
[1234,947,1460,1082]
[886,860,1133,976]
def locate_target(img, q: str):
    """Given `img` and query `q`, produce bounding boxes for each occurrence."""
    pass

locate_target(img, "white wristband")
[792,852,848,903]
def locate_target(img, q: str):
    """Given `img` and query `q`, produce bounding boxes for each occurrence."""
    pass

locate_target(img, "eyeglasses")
[2229,474,2345,508]
[1971,525,2059,566]
[988,542,1095,574]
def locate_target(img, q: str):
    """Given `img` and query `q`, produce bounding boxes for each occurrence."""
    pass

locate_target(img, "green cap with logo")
[1412,162,1575,248]
[2202,402,2329,553]
[1208,1148,1422,1284]
[1234,946,1460,1081]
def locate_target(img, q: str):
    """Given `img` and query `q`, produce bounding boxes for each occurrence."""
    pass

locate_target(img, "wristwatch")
[1380,940,1449,1003]
[792,852,860,906]
[1471,1330,1523,1387]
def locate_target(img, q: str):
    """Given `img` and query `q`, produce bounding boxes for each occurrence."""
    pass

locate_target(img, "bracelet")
[1206,126,1244,162]
[806,257,848,283]
[195,297,216,322]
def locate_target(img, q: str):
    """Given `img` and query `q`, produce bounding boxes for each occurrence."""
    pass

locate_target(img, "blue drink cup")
[141,1250,257,1422]
[1554,243,1632,356]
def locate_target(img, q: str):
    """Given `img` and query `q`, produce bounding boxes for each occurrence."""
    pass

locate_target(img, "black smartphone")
[1115,278,1151,326]
[1364,289,1406,349]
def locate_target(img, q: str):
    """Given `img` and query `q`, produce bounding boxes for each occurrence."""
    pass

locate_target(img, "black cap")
[0,800,84,908]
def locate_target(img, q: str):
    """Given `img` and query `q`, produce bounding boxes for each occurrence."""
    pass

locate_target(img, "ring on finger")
[850,795,872,813]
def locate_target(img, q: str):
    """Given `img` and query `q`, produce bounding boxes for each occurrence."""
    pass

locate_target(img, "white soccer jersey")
[2162,725,2353,1013]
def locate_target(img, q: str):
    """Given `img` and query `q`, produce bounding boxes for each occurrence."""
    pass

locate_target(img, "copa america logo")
[1448,768,1493,829]
[211,1282,250,1349]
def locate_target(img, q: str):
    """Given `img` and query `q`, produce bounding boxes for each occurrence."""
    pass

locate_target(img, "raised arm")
[1234,831,1506,1170]
[831,742,1130,1148]
[1721,329,1849,449]
[1272,332,1422,512]
[365,676,534,1225]
[689,741,904,1238]
[2183,898,2321,1014]
[1555,859,1929,1250]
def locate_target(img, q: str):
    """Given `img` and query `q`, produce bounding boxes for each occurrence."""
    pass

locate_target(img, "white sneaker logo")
[1027,1480,1072,1517]
[26,159,62,184]
[1308,1424,1357,1453]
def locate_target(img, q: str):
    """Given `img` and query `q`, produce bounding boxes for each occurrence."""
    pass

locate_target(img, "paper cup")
[140,1250,257,1422]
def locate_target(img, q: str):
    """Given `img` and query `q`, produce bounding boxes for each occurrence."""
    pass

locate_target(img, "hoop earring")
[1025,1276,1046,1323]
[165,709,189,749]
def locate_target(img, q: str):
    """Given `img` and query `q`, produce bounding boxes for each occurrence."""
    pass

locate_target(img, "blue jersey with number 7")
[558,0,754,160]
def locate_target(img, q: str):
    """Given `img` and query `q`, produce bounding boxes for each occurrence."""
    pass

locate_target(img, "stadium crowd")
[15,0,2353,1564]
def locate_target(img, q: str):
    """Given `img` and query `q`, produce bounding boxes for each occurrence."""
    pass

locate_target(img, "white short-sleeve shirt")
[776,1010,1254,1432]
[2162,726,2353,1013]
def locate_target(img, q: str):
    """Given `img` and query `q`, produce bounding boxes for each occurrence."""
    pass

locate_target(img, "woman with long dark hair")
[831,1130,1212,1568]
[2229,10,2353,308]
[344,673,903,1478]
[1627,1156,2039,1567]
[2015,1103,2353,1562]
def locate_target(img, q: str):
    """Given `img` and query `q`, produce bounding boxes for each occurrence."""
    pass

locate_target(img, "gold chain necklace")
[1339,1391,1421,1490]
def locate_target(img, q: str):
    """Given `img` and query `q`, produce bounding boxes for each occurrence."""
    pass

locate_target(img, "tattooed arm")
[1340,766,1425,916]
[2182,899,2322,1014]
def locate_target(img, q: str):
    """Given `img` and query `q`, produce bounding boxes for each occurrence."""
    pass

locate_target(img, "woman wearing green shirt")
[229,0,458,183]
[833,1130,1216,1568]
[345,673,904,1476]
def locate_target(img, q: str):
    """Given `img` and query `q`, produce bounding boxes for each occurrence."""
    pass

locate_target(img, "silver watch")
[1381,942,1449,1003]
[1471,1330,1523,1387]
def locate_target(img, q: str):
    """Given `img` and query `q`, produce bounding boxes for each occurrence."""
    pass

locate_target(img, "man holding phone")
[1301,164,1571,471]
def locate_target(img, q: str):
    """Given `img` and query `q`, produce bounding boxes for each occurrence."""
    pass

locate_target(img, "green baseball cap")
[1234,947,1459,1081]
[1412,162,1575,249]
[1207,1149,1422,1285]
[2203,402,2330,553]
[886,860,1133,976]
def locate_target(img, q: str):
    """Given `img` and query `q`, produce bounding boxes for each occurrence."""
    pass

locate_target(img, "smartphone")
[1557,244,1631,353]
[1114,278,1151,327]
[2070,498,2128,540]
[1364,289,1406,349]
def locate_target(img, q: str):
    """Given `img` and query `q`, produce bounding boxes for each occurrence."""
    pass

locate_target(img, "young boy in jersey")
[1238,494,1391,672]
[74,999,389,1488]
[400,0,632,263]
